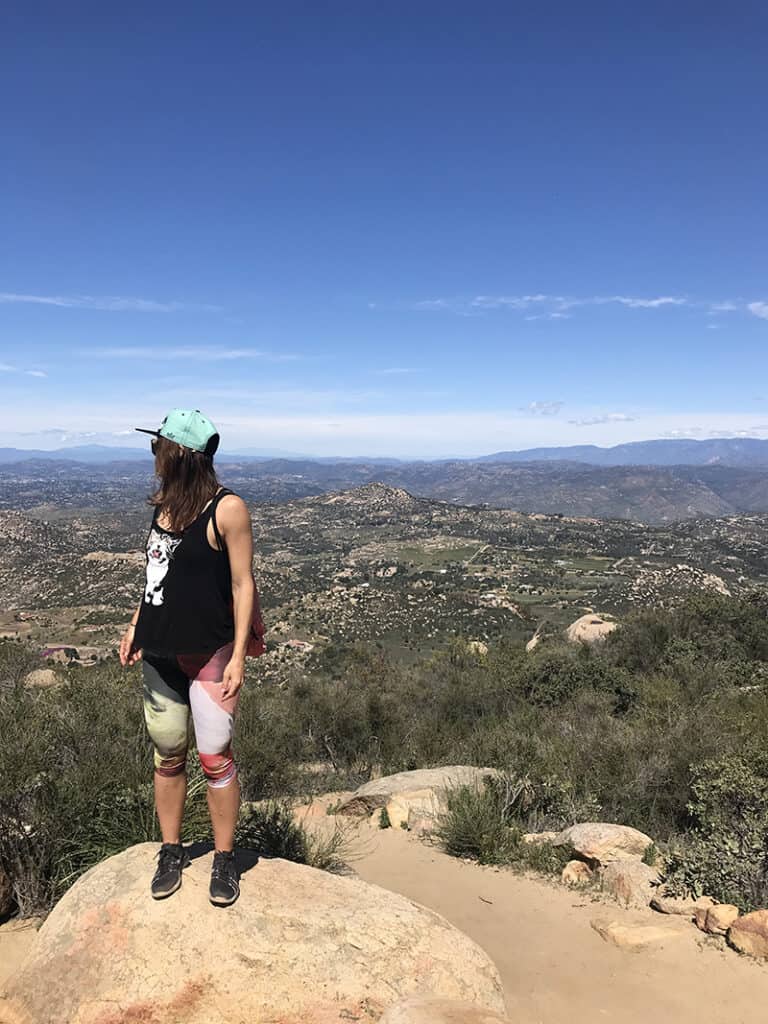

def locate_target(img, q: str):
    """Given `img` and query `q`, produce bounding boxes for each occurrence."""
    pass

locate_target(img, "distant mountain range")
[480,438,768,467]
[2,437,768,467]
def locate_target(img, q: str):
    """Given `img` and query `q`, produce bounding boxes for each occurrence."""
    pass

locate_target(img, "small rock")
[728,909,768,958]
[522,831,558,845]
[591,918,687,952]
[562,860,594,886]
[23,668,58,688]
[600,860,660,908]
[694,904,739,936]
[554,822,654,865]
[378,995,513,1023]
[385,789,445,830]
[650,894,715,917]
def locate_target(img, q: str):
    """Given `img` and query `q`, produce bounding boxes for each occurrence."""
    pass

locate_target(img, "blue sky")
[1,4,766,457]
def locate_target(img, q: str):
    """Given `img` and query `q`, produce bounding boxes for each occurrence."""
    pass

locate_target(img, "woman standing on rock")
[119,408,264,907]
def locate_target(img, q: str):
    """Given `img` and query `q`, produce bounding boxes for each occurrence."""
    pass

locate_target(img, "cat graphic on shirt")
[144,529,182,606]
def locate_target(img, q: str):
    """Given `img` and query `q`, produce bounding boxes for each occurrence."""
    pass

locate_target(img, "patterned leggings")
[142,642,240,788]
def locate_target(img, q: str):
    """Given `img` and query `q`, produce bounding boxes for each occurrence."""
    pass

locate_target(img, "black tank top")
[134,487,236,657]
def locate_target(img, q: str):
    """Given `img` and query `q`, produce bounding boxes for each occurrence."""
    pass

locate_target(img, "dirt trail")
[4,820,768,1023]
[347,824,768,1024]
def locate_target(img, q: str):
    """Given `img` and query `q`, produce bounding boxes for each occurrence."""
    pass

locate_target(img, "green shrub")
[236,799,354,873]
[663,754,768,911]
[434,776,575,875]
[379,806,391,829]
[434,779,520,864]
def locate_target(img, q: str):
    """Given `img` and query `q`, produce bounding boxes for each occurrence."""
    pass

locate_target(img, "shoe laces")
[156,843,184,874]
[211,850,236,881]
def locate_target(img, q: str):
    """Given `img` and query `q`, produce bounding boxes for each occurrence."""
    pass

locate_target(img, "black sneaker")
[151,842,190,899]
[209,849,240,907]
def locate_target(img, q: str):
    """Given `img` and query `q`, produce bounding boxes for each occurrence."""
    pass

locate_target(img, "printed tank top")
[134,487,236,657]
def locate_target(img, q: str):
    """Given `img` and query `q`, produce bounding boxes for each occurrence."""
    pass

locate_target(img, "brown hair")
[148,435,221,533]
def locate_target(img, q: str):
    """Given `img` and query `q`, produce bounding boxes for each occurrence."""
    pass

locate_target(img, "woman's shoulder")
[214,490,251,524]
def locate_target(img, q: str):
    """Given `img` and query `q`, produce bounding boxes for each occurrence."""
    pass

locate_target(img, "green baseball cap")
[135,408,220,457]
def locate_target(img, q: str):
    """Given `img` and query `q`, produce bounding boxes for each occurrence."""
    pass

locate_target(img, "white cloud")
[605,296,687,309]
[386,292,768,320]
[568,413,635,426]
[521,401,565,416]
[0,293,220,313]
[80,346,299,362]
[470,294,554,310]
[709,301,739,313]
[0,363,15,372]
[396,293,693,317]
[24,369,47,377]
[376,367,421,375]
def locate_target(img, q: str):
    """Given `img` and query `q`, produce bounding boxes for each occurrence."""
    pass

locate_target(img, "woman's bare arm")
[217,495,255,696]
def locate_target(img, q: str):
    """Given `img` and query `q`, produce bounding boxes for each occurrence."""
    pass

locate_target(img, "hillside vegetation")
[2,590,768,914]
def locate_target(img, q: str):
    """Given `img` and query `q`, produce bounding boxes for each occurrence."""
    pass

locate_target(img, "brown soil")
[348,824,768,1024]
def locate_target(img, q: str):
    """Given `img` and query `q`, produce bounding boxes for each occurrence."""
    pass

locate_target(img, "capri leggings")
[142,642,239,788]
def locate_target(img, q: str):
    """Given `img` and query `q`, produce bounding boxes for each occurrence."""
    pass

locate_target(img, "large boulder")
[565,613,617,644]
[0,844,506,1024]
[727,909,768,958]
[599,860,660,908]
[378,995,513,1022]
[554,823,653,865]
[336,767,500,816]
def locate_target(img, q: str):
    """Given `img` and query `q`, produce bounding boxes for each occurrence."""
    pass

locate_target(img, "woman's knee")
[198,748,237,788]
[154,750,187,778]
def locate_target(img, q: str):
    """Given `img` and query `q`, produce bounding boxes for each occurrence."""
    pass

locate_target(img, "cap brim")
[135,427,160,437]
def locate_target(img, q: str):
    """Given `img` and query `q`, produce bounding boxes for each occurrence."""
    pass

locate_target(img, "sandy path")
[4,815,768,1023]
[0,920,40,988]
[345,824,768,1024]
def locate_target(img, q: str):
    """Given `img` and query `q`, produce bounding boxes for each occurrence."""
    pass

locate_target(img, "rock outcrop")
[565,613,617,644]
[554,823,653,865]
[0,844,506,1024]
[336,767,500,816]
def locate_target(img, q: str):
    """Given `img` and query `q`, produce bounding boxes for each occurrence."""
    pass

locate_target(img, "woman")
[119,408,264,907]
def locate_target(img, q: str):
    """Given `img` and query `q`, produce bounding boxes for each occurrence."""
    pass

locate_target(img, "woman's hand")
[221,655,245,700]
[119,625,143,667]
